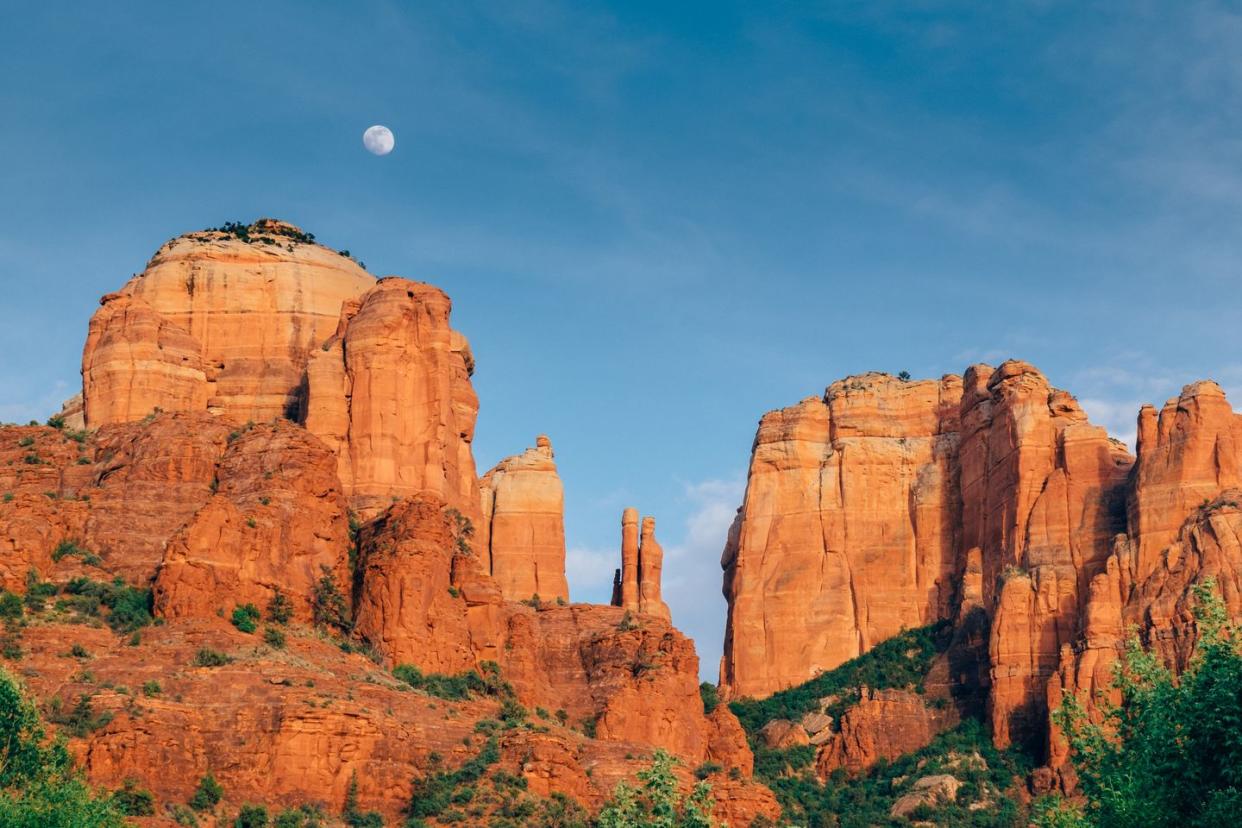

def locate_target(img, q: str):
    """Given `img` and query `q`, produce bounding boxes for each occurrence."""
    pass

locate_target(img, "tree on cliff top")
[0,668,124,827]
[1046,581,1242,828]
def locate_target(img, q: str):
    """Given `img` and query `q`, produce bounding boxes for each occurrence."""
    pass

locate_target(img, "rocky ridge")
[1,222,778,826]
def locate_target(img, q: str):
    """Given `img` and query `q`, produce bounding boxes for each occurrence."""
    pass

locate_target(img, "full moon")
[362,125,395,156]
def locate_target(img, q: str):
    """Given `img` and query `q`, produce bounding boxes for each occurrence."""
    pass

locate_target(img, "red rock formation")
[81,293,210,427]
[480,435,570,602]
[82,221,374,427]
[816,688,956,775]
[721,373,963,698]
[610,509,670,620]
[639,516,671,620]
[619,507,640,612]
[153,421,352,625]
[1049,382,1242,775]
[304,277,482,520]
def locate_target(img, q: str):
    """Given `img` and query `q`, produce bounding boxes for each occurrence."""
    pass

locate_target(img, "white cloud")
[565,545,616,603]
[660,476,745,684]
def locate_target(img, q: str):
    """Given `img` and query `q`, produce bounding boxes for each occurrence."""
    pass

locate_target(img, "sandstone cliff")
[722,363,1242,773]
[82,220,374,427]
[2,219,781,825]
[721,373,963,698]
[479,435,570,603]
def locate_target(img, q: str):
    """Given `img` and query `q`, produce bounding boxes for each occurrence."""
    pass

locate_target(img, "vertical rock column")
[619,508,641,612]
[639,516,672,620]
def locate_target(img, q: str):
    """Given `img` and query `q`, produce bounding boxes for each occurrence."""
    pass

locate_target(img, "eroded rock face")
[1049,382,1242,776]
[304,277,482,520]
[611,509,670,620]
[153,421,352,625]
[721,373,963,698]
[965,362,1133,753]
[480,435,570,603]
[82,221,374,427]
[816,688,956,776]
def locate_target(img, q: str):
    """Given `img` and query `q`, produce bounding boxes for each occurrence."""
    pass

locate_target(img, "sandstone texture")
[722,363,1242,775]
[479,435,570,602]
[815,688,955,775]
[1,220,784,825]
[610,508,671,620]
[82,220,374,427]
[304,277,482,519]
[721,373,964,698]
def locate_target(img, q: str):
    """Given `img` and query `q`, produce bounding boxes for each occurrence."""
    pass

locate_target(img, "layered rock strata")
[479,435,570,602]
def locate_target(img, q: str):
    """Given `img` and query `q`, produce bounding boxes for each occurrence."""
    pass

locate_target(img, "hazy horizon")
[4,2,1241,680]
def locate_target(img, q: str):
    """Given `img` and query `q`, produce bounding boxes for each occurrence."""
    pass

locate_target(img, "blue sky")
[3,2,1241,680]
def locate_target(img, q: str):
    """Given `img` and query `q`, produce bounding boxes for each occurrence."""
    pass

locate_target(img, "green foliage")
[698,682,719,714]
[46,414,65,430]
[263,626,286,649]
[729,621,949,736]
[617,610,637,631]
[235,803,269,827]
[897,370,912,381]
[45,694,113,738]
[51,539,95,564]
[342,771,382,826]
[193,648,233,668]
[266,589,293,625]
[231,603,261,634]
[693,762,723,780]
[0,669,124,826]
[597,750,717,828]
[407,735,500,820]
[112,778,155,815]
[60,577,152,633]
[392,664,487,701]
[17,436,34,448]
[141,680,161,697]
[1053,580,1242,828]
[188,772,223,811]
[273,804,325,827]
[445,508,475,555]
[311,565,349,632]
[0,591,23,619]
[766,719,1026,828]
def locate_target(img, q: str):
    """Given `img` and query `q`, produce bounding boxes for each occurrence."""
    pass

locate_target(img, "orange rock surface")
[721,373,963,698]
[611,508,671,620]
[479,435,570,602]
[815,688,955,775]
[82,221,374,427]
[304,277,482,519]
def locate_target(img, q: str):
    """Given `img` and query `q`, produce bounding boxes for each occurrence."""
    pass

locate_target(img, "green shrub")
[694,761,724,780]
[311,566,349,632]
[189,772,223,811]
[343,771,382,826]
[406,737,499,820]
[70,644,90,659]
[729,621,949,736]
[273,804,325,827]
[393,664,487,701]
[112,778,155,815]
[231,604,261,634]
[0,668,125,825]
[17,436,34,448]
[266,589,293,625]
[1050,581,1242,828]
[171,803,200,825]
[142,681,161,697]
[0,591,23,620]
[263,626,286,649]
[234,803,268,827]
[597,749,717,827]
[193,648,232,668]
[46,694,113,738]
[699,682,720,714]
